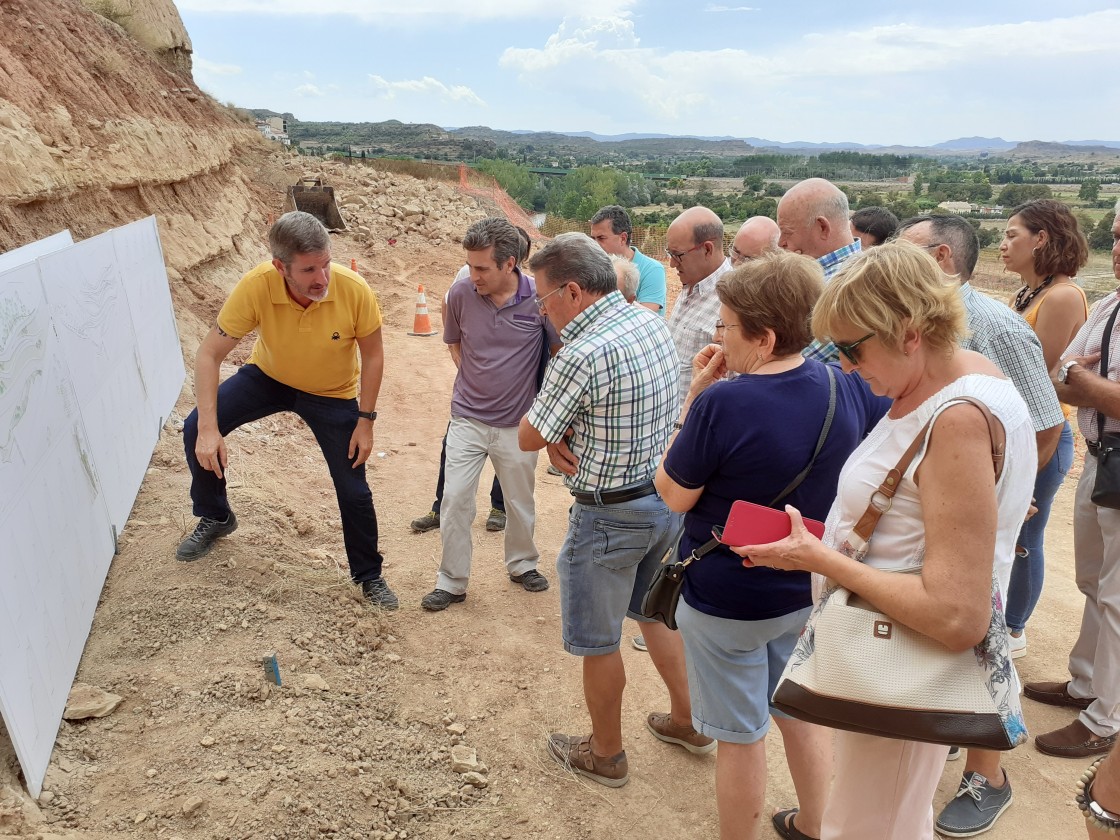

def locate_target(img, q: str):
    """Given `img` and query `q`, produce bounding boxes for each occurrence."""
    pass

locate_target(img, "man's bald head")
[666,206,726,287]
[776,178,854,259]
[730,216,780,266]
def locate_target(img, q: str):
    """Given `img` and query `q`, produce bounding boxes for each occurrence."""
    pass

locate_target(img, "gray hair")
[463,217,522,268]
[528,232,617,296]
[610,254,640,301]
[896,214,979,281]
[269,211,330,264]
[692,219,725,247]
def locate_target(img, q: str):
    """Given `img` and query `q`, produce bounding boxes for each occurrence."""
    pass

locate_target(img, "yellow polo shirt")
[217,261,381,399]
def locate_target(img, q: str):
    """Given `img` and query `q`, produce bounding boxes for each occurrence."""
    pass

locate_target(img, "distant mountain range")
[249,111,1120,158]
[503,130,1120,152]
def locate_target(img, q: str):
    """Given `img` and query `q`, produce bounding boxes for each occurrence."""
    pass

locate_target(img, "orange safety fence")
[458,165,542,239]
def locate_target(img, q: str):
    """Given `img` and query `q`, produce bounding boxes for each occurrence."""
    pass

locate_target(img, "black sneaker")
[176,512,238,561]
[509,569,549,592]
[410,511,440,533]
[485,508,507,532]
[361,577,399,610]
[421,589,466,611]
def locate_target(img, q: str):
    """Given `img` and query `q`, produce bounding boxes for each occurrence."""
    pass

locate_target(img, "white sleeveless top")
[820,374,1036,601]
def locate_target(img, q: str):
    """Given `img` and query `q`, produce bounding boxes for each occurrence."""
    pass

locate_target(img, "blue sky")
[181,0,1120,146]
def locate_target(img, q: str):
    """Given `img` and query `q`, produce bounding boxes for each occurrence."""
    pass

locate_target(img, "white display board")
[0,217,184,797]
[0,230,72,275]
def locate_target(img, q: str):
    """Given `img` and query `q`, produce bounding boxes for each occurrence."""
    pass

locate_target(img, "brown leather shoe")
[546,733,628,787]
[646,712,717,755]
[1035,719,1117,758]
[1023,680,1094,710]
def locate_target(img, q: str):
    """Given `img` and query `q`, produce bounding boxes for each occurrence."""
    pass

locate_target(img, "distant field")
[973,249,1116,302]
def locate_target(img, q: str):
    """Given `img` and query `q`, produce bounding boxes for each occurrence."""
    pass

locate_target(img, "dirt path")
[3,232,1095,839]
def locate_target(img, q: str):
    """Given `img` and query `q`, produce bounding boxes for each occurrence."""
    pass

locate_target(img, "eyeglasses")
[714,320,740,333]
[533,284,565,311]
[666,242,705,262]
[922,243,944,251]
[728,244,754,265]
[834,332,876,365]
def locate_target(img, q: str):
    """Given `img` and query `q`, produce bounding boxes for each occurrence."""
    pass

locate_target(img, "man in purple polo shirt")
[421,217,560,611]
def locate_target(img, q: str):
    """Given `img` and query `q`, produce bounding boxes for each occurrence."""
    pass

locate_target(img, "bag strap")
[686,365,840,569]
[851,396,1005,544]
[1096,301,1120,443]
[769,364,838,507]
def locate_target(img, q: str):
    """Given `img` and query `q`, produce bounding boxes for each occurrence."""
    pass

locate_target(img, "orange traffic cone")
[408,284,438,336]
[351,258,357,271]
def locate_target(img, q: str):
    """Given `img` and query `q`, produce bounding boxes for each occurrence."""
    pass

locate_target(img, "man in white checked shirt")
[665,206,730,409]
[518,233,707,788]
[1027,203,1120,761]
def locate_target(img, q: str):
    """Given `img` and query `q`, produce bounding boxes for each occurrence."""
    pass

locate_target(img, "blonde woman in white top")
[740,241,1034,840]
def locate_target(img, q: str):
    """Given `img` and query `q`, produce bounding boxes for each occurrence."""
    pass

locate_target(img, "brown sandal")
[546,733,629,788]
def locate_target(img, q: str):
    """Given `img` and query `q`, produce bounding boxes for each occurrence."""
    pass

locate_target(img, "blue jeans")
[555,493,681,656]
[183,364,383,582]
[1005,421,1074,632]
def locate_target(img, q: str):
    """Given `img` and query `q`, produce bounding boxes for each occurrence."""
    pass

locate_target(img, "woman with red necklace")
[1000,198,1089,656]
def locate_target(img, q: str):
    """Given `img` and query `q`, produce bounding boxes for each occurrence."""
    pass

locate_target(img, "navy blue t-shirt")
[663,360,889,621]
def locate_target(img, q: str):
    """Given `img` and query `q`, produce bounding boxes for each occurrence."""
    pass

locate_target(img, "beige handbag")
[771,397,1028,751]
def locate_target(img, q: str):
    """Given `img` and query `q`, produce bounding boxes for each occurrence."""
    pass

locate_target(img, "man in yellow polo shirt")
[178,211,397,609]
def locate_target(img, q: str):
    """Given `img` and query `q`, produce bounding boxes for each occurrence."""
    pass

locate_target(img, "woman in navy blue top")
[654,250,888,840]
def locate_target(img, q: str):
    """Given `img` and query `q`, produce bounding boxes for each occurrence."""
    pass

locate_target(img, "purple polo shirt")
[444,268,556,427]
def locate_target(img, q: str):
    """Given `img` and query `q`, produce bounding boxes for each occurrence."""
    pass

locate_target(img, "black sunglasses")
[834,332,876,365]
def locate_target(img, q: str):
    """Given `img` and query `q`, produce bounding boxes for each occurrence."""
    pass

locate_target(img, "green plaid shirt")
[526,291,680,492]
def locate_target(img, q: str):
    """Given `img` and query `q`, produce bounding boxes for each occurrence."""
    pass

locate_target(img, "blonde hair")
[812,239,967,356]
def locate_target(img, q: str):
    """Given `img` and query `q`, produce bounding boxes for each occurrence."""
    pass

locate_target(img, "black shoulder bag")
[641,365,838,630]
[1092,302,1120,508]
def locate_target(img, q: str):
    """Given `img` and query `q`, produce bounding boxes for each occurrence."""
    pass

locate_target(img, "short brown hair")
[812,240,967,357]
[1010,199,1089,277]
[717,250,824,355]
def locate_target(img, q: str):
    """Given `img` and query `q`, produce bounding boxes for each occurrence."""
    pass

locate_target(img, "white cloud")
[176,0,634,22]
[294,84,324,97]
[501,9,1120,126]
[193,57,242,76]
[704,5,758,11]
[368,75,486,107]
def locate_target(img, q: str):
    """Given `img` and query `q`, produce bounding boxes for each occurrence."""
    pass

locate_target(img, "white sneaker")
[1009,631,1026,660]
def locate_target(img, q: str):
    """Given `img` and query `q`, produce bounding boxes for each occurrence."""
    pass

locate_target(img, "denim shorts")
[556,493,680,656]
[676,598,812,744]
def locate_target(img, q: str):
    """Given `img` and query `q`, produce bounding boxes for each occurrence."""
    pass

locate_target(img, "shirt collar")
[686,260,730,298]
[817,240,862,273]
[561,290,627,343]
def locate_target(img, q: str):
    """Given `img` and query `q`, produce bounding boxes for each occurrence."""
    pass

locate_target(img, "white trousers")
[436,417,539,594]
[821,731,948,840]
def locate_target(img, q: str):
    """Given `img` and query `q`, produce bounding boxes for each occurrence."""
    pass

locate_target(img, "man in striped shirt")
[519,233,706,788]
[777,178,863,363]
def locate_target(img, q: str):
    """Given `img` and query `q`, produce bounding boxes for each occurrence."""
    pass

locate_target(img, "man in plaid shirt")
[519,233,705,788]
[777,178,863,363]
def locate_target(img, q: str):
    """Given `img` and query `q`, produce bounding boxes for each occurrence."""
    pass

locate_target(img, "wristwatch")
[357,410,377,421]
[1057,360,1078,384]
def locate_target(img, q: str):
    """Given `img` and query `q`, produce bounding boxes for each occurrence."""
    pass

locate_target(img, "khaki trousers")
[1069,455,1120,737]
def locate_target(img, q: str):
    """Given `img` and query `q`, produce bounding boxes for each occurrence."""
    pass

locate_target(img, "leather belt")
[571,480,657,507]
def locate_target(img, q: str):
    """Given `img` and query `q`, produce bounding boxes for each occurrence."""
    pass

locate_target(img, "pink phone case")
[717,499,825,545]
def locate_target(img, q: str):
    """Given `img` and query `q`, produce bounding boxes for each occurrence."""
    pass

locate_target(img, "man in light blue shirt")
[589,205,667,314]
